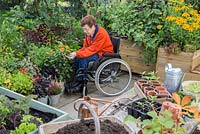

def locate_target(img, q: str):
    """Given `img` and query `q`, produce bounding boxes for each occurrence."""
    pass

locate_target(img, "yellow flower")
[175,17,187,25]
[182,24,194,32]
[182,12,190,17]
[189,10,198,16]
[157,25,163,30]
[178,0,184,4]
[174,7,181,12]
[192,22,199,29]
[166,16,176,21]
[181,5,190,10]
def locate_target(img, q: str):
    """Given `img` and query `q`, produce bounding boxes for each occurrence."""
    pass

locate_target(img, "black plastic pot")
[127,98,162,121]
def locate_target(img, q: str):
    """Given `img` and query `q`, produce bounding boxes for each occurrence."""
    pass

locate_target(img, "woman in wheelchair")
[65,15,113,93]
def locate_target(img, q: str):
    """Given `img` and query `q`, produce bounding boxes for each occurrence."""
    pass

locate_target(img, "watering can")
[74,96,113,118]
[164,63,184,93]
[74,96,130,118]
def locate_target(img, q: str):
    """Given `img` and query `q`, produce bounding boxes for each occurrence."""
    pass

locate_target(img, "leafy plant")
[0,95,32,130]
[48,81,63,95]
[141,71,160,81]
[164,0,200,51]
[10,114,43,134]
[172,92,200,121]
[124,110,186,134]
[10,71,35,95]
[107,0,166,64]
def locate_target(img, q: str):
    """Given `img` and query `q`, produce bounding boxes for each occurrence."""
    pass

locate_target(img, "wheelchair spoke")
[95,58,132,96]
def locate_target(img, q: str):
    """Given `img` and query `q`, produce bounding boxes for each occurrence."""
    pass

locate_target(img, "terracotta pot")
[137,79,148,88]
[161,101,181,122]
[143,86,155,94]
[140,83,151,91]
[161,101,171,111]
[149,80,161,86]
[154,85,165,90]
[146,90,157,96]
[168,104,181,122]
[157,90,170,96]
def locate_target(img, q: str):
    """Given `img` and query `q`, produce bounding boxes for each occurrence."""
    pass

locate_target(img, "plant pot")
[137,79,148,88]
[146,90,157,96]
[161,101,181,122]
[143,86,155,94]
[39,116,133,134]
[50,93,62,106]
[0,86,72,134]
[127,98,162,121]
[149,80,161,86]
[37,96,50,105]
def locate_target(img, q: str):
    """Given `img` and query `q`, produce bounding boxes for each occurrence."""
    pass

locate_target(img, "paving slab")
[55,73,140,119]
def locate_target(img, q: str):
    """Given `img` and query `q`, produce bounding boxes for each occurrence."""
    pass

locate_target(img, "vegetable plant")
[124,110,186,134]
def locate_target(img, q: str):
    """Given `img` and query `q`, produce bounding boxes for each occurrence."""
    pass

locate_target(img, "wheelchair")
[76,36,132,96]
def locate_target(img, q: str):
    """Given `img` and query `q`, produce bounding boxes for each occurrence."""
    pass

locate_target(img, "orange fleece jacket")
[76,26,113,58]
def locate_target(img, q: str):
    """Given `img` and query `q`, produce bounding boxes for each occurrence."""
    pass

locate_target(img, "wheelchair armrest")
[102,53,121,58]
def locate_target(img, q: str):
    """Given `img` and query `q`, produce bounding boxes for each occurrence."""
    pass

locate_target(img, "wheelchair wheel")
[95,58,132,96]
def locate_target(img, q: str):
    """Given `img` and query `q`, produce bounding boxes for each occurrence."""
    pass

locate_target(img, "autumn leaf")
[183,106,199,117]
[172,92,181,105]
[181,95,192,107]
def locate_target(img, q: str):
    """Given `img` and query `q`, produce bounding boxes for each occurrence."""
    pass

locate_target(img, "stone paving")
[55,73,141,119]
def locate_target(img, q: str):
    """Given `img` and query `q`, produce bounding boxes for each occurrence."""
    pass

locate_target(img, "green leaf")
[123,115,139,124]
[152,9,161,15]
[142,119,152,126]
[147,111,157,118]
[143,128,154,134]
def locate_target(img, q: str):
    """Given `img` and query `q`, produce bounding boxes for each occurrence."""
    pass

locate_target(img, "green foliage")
[124,110,186,134]
[10,72,35,95]
[0,46,20,73]
[28,45,52,68]
[106,0,167,64]
[10,114,43,134]
[141,71,160,81]
[0,95,32,128]
[163,1,200,50]
[10,122,36,134]
[0,96,10,127]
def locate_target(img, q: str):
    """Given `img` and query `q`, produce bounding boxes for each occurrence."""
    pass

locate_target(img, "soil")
[54,119,129,134]
[0,108,57,133]
[29,108,57,123]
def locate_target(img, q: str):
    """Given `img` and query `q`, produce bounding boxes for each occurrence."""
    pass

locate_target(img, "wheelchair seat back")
[88,36,121,71]
[110,36,120,54]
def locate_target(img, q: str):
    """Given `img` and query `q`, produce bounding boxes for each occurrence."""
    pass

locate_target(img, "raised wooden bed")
[0,86,72,134]
[39,116,133,134]
[156,48,200,82]
[119,39,155,74]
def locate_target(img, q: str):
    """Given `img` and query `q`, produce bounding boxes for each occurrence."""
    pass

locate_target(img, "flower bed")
[0,86,72,134]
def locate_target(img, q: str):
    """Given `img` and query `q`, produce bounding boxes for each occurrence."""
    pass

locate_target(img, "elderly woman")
[66,15,113,93]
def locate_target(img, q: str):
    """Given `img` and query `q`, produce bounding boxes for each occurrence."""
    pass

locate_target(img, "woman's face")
[82,24,95,36]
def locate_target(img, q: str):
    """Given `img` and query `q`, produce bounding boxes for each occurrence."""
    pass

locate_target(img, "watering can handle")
[165,63,172,72]
[78,101,100,134]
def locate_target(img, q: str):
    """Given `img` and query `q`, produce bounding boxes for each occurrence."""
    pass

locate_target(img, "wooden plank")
[156,47,200,82]
[191,50,200,70]
[184,72,200,81]
[119,39,155,74]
